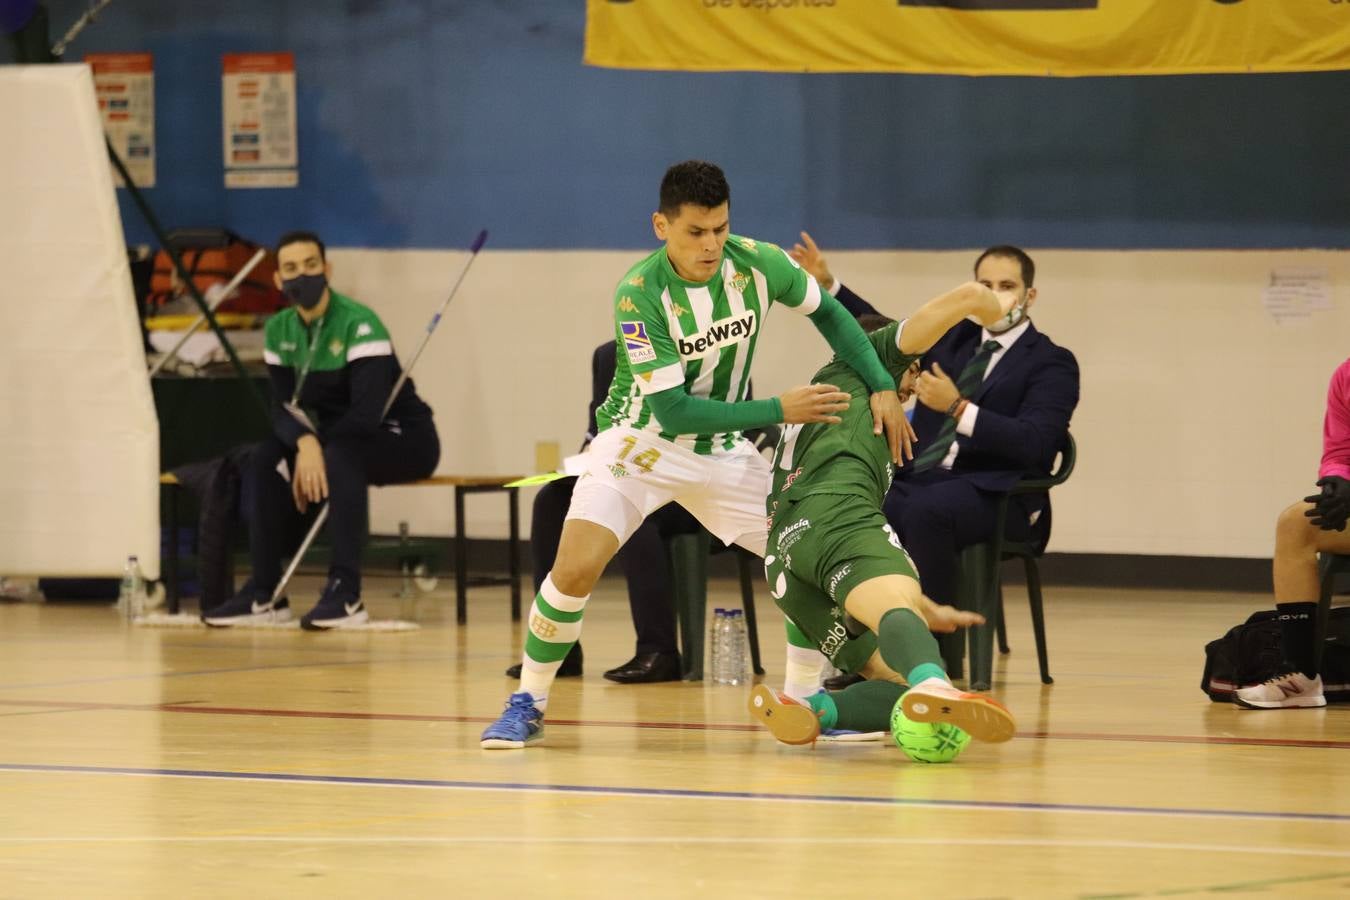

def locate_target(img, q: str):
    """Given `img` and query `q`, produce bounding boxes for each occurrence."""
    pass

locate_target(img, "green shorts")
[765,492,920,675]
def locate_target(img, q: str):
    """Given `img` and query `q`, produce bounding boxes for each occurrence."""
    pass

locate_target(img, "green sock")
[803,692,839,731]
[878,608,949,686]
[827,680,906,732]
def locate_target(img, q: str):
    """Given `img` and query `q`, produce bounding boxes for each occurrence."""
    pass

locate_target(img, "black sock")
[1275,602,1317,678]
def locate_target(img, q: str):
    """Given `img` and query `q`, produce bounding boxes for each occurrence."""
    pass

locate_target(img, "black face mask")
[282,273,328,310]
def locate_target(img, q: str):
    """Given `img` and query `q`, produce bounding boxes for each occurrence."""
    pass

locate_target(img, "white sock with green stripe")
[518,575,588,712]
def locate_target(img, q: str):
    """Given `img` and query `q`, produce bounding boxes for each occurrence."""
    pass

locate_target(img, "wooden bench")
[160,472,524,624]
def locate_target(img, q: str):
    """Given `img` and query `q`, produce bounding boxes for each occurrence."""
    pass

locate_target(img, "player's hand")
[293,436,329,511]
[780,383,851,424]
[1304,476,1350,531]
[915,362,961,414]
[788,231,835,292]
[869,389,911,465]
[916,595,986,633]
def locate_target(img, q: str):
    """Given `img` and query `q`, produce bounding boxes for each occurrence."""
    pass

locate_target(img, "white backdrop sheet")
[0,65,160,578]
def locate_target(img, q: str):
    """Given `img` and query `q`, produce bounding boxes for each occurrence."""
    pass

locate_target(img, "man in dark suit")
[505,340,683,683]
[790,234,1079,646]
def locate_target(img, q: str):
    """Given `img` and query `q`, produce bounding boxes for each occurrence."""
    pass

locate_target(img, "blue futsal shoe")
[481,692,544,749]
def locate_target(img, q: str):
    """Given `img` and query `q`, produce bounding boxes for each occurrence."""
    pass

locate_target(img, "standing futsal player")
[202,231,440,630]
[748,283,1021,758]
[481,160,908,748]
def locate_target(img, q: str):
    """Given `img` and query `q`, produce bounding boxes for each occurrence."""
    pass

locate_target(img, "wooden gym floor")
[1,576,1348,899]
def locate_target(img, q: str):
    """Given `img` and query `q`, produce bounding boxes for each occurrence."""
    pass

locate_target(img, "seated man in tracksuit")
[203,230,440,630]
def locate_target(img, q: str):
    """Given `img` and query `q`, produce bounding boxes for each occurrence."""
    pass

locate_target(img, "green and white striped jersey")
[595,235,823,456]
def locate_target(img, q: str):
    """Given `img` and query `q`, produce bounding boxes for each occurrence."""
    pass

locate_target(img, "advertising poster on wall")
[222,52,298,189]
[86,52,155,188]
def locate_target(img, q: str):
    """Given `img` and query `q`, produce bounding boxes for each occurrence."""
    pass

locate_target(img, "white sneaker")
[1234,672,1326,709]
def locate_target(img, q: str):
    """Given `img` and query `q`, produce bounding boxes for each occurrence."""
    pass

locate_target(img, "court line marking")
[0,835,1347,861]
[0,697,1346,749]
[2,762,1349,824]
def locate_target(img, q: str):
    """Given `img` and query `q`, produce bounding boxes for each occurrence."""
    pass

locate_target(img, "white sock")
[782,643,828,700]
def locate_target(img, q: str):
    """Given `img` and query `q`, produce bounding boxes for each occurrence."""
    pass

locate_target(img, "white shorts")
[565,426,771,556]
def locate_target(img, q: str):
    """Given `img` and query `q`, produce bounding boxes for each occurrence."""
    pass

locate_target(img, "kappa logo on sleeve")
[356,322,373,338]
[621,320,657,365]
[617,296,638,313]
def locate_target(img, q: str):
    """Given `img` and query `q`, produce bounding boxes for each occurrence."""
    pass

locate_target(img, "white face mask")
[986,294,1027,334]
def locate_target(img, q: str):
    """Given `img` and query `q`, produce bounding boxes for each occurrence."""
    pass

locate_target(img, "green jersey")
[262,290,431,443]
[595,235,824,456]
[263,290,393,374]
[768,321,918,517]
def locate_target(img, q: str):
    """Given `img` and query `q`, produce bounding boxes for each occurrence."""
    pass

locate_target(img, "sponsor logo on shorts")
[529,614,557,639]
[620,320,657,365]
[677,311,757,358]
[776,517,810,553]
[819,620,849,661]
[827,563,854,601]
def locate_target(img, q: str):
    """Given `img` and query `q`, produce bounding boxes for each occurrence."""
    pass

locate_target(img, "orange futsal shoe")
[899,677,1016,743]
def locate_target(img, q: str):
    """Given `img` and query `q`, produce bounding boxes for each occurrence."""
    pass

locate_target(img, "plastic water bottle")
[726,610,749,686]
[709,608,728,683]
[119,555,144,621]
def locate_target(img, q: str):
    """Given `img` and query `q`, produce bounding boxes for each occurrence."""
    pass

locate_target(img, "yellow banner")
[585,1,1350,77]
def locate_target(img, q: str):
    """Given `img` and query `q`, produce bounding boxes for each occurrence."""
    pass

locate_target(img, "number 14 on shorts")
[613,436,661,476]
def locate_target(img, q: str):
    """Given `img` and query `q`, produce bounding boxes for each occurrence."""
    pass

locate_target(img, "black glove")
[1304,475,1350,531]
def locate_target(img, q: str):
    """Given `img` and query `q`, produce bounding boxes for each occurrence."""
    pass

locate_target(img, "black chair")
[668,528,764,682]
[947,433,1077,691]
[1314,552,1350,674]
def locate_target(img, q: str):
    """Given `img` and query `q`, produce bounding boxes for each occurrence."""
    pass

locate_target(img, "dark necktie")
[911,339,1002,472]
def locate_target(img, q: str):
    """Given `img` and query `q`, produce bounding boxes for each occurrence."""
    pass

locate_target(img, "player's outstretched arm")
[897,282,1018,356]
[645,383,852,434]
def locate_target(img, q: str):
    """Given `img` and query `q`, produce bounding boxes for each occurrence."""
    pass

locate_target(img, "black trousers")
[883,470,1029,609]
[532,477,680,656]
[248,418,440,597]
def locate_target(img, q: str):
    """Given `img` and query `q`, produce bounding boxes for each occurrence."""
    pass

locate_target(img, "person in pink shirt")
[1236,359,1350,709]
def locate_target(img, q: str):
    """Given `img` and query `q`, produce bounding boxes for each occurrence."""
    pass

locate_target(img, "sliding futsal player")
[749,282,1021,759]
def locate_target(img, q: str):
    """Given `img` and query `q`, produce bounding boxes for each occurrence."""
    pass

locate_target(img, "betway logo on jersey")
[677,311,757,358]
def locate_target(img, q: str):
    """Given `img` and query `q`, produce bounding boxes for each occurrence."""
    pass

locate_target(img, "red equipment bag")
[147,229,284,315]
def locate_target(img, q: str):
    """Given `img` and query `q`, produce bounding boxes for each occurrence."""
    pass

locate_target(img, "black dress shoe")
[505,643,583,679]
[603,651,682,684]
[822,671,864,691]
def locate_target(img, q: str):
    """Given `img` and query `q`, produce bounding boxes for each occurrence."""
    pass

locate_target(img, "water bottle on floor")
[119,555,144,622]
[709,608,727,683]
[726,609,749,686]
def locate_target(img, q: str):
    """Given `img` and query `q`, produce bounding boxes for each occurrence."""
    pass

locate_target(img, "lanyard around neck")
[291,315,327,404]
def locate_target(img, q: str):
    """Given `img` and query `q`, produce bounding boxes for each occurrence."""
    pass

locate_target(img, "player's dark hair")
[974,245,1035,288]
[659,160,730,216]
[276,230,326,261]
[855,313,897,334]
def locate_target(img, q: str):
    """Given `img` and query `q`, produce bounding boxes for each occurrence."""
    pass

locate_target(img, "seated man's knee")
[1276,501,1318,550]
[888,487,951,535]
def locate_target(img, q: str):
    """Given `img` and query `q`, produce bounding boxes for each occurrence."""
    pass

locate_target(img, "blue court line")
[2,762,1348,824]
